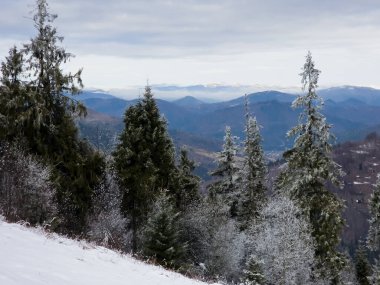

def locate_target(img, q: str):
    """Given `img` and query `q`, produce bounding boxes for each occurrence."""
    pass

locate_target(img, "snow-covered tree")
[0,142,56,225]
[248,194,316,285]
[238,95,267,229]
[181,197,245,281]
[209,126,240,217]
[367,174,380,251]
[242,256,266,285]
[142,190,186,269]
[88,164,129,250]
[276,51,345,281]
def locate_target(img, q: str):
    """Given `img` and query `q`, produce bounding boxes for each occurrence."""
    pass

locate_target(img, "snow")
[353,181,370,185]
[0,219,214,285]
[350,150,369,154]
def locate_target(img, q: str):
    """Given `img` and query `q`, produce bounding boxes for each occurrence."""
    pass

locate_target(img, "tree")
[142,191,186,269]
[0,142,56,225]
[0,47,28,141]
[113,85,176,252]
[276,51,345,281]
[243,257,266,285]
[248,194,316,285]
[180,197,244,281]
[208,126,240,217]
[175,147,200,211]
[355,243,371,285]
[238,95,267,230]
[0,0,105,233]
[88,163,129,250]
[367,174,380,251]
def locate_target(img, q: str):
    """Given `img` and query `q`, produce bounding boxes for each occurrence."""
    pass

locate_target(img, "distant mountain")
[78,88,380,152]
[173,96,205,107]
[319,86,380,106]
[75,90,119,100]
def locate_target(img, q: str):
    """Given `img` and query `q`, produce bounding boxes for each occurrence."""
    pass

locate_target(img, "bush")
[0,142,56,225]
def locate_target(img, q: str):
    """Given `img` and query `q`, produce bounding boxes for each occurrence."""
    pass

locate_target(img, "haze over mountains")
[78,86,380,153]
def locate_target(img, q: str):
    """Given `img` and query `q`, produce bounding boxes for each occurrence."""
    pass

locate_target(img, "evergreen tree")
[276,51,345,281]
[238,95,267,230]
[367,174,380,251]
[0,47,28,141]
[243,257,266,285]
[355,243,371,285]
[208,126,240,216]
[175,147,200,211]
[142,191,186,269]
[113,85,176,252]
[0,0,104,233]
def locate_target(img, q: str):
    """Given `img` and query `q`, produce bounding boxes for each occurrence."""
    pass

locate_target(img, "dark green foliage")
[243,257,265,285]
[276,52,345,280]
[355,244,371,285]
[0,0,105,233]
[174,147,200,211]
[0,47,28,141]
[113,85,176,252]
[143,191,186,269]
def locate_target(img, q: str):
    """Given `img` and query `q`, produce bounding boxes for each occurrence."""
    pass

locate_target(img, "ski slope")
[0,219,213,285]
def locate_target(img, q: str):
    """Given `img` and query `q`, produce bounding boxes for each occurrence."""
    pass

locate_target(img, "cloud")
[1,0,380,90]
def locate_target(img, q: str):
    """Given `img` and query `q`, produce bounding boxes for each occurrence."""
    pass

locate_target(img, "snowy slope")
[0,219,214,285]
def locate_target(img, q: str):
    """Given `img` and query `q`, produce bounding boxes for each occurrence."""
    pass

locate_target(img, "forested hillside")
[2,1,380,285]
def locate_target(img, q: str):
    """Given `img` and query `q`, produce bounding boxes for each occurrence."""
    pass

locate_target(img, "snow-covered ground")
[0,219,213,285]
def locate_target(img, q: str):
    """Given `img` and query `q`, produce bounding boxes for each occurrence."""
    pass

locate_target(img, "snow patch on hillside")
[0,219,214,285]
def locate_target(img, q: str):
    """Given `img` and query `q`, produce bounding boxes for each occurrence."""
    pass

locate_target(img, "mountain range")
[77,86,380,150]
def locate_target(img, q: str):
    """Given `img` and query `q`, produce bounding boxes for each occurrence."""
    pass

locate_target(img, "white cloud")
[1,0,380,91]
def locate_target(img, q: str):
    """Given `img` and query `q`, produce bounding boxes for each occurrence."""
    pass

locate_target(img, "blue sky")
[1,0,380,98]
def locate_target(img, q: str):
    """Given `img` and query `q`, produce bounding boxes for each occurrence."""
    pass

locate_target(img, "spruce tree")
[238,95,267,230]
[276,51,345,281]
[0,47,28,141]
[175,147,200,211]
[142,191,186,269]
[243,257,266,285]
[208,126,240,216]
[113,85,176,252]
[367,174,380,251]
[355,243,371,285]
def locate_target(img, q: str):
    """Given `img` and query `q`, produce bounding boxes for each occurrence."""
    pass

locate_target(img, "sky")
[1,0,380,99]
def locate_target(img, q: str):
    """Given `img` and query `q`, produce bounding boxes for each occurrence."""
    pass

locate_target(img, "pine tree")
[276,51,345,281]
[142,191,186,269]
[238,95,267,230]
[208,126,240,216]
[355,243,371,285]
[175,147,200,211]
[243,257,266,285]
[113,85,176,252]
[367,174,380,251]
